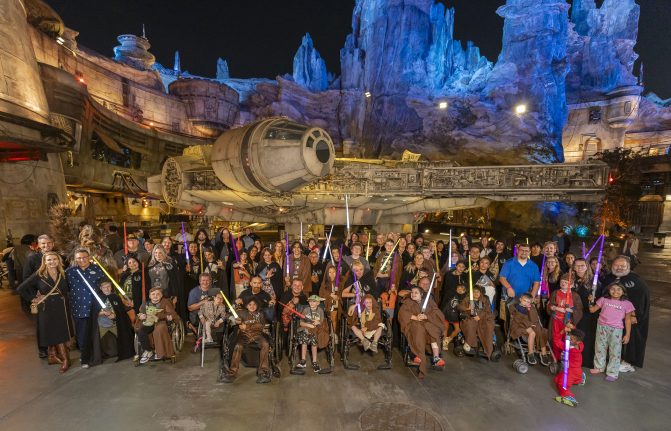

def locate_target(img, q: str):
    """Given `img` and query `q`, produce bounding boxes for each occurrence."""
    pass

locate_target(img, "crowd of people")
[3,223,650,407]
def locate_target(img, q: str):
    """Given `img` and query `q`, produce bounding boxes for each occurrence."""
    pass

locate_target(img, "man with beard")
[601,256,650,372]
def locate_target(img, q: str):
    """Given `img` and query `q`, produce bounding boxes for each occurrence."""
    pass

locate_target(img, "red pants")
[554,366,582,397]
[551,318,566,361]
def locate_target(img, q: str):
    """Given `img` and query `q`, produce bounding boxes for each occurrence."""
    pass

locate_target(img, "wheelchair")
[502,303,558,374]
[339,299,393,371]
[217,316,281,383]
[193,320,226,367]
[399,330,446,372]
[133,318,185,366]
[287,312,335,375]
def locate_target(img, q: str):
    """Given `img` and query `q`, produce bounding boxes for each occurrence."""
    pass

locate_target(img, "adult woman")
[147,245,180,303]
[257,247,283,300]
[120,256,150,314]
[232,250,253,298]
[573,258,598,368]
[134,286,180,363]
[249,246,260,264]
[459,236,471,260]
[400,252,424,293]
[398,286,445,378]
[561,252,576,273]
[273,241,285,271]
[542,256,562,296]
[17,251,73,373]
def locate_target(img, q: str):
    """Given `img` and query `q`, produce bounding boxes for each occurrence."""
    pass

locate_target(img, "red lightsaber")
[277,300,313,322]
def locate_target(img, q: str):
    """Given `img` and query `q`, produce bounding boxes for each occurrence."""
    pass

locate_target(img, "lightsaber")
[181,222,189,260]
[591,234,605,305]
[434,244,439,272]
[277,301,312,322]
[219,291,239,319]
[583,235,602,259]
[448,229,452,269]
[300,221,303,245]
[322,225,334,261]
[285,232,290,277]
[421,272,436,312]
[468,255,473,301]
[562,327,571,390]
[199,244,204,274]
[91,256,128,300]
[141,262,146,302]
[352,270,361,317]
[123,222,128,255]
[380,239,400,272]
[77,269,106,308]
[365,234,370,260]
[334,244,343,288]
[345,194,350,234]
[538,255,546,297]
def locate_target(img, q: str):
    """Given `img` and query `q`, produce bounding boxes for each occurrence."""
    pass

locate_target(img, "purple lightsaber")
[590,234,605,304]
[285,232,290,277]
[181,222,189,260]
[353,270,361,317]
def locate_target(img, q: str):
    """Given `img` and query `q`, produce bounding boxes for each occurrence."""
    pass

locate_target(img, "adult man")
[488,240,511,278]
[499,243,541,300]
[342,242,371,273]
[238,276,275,321]
[467,245,481,271]
[285,241,312,295]
[601,256,650,371]
[23,234,55,281]
[343,261,379,299]
[113,233,150,271]
[241,227,259,251]
[309,251,325,296]
[471,257,497,308]
[105,225,123,254]
[373,239,402,298]
[65,248,104,368]
[530,242,544,270]
[370,234,385,265]
[187,273,220,331]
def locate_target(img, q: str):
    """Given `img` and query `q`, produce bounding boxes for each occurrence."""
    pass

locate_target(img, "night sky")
[48,0,671,98]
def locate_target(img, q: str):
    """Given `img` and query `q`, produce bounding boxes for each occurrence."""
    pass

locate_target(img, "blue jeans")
[74,317,91,364]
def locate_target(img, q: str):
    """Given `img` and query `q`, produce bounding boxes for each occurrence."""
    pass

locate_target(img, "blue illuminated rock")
[292,33,329,92]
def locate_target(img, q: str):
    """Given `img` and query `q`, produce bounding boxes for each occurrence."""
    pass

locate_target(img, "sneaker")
[370,341,378,353]
[589,368,602,375]
[554,396,578,407]
[412,356,422,366]
[140,350,152,364]
[527,353,538,366]
[605,375,618,382]
[619,362,635,373]
[81,364,89,369]
[312,362,321,373]
[433,357,445,367]
[204,337,214,343]
[361,338,371,351]
[153,354,164,361]
[296,360,306,369]
[579,371,587,386]
[463,343,471,352]
[256,373,271,384]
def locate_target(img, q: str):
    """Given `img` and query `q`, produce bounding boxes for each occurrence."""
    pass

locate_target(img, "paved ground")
[1,246,669,431]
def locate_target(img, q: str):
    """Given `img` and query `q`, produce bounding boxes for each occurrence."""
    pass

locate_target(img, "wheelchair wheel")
[272,321,284,363]
[517,362,529,374]
[171,320,185,353]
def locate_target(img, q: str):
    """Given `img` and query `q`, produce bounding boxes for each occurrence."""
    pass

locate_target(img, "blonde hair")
[544,256,561,283]
[37,251,65,279]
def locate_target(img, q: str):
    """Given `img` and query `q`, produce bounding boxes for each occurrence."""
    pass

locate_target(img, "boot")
[56,344,70,373]
[48,346,62,365]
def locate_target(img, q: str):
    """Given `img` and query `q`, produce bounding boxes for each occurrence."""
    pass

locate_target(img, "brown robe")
[229,309,269,375]
[458,296,495,359]
[134,298,180,359]
[319,276,344,332]
[285,254,312,295]
[398,297,445,377]
[346,295,383,331]
[509,303,548,351]
[373,251,403,287]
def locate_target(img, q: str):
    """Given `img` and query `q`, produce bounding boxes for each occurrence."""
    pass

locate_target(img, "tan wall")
[0,154,67,239]
[28,27,201,137]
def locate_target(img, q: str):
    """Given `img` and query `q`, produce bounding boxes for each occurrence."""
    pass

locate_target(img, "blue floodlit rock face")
[155,0,647,164]
[567,0,640,102]
[292,33,329,92]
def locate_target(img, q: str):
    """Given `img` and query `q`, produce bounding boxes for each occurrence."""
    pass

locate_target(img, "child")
[297,295,326,373]
[348,294,384,352]
[589,283,634,381]
[458,285,495,359]
[319,266,341,336]
[441,284,467,350]
[198,294,227,343]
[554,328,585,407]
[547,273,583,361]
[510,293,548,365]
[219,297,271,384]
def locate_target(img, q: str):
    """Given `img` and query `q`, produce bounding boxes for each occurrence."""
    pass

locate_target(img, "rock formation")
[292,33,329,92]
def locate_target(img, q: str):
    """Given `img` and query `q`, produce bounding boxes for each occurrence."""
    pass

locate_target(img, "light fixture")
[364,91,372,98]
[515,104,527,115]
[438,101,448,110]
[424,229,430,234]
[141,199,150,208]
[78,76,85,84]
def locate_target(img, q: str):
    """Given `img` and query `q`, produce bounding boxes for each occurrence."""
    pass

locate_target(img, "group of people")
[9,224,650,407]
